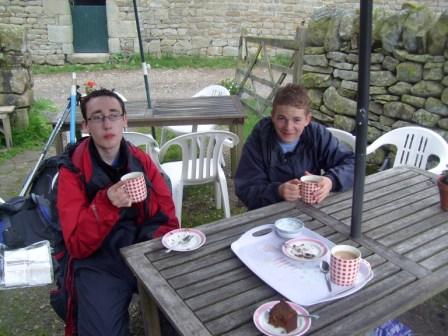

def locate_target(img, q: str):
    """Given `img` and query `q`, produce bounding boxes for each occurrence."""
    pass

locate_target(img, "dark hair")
[272,84,310,115]
[80,89,126,120]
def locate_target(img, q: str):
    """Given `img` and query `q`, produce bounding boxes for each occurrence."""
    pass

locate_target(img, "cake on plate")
[268,299,297,333]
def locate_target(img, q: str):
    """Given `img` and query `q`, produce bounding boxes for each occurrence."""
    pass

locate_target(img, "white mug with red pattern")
[330,244,361,286]
[299,175,322,204]
[120,172,147,203]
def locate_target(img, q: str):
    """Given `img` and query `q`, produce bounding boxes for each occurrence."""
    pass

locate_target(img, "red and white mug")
[120,172,147,203]
[330,244,361,286]
[299,175,322,204]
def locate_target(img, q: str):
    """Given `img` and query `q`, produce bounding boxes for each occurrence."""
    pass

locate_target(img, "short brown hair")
[80,89,126,120]
[272,84,310,115]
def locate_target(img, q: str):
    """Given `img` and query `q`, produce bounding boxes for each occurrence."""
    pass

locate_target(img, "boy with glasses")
[56,89,179,335]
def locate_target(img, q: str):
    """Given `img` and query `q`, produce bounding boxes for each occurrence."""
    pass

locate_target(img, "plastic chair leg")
[160,128,167,146]
[215,181,222,210]
[217,169,231,218]
[171,183,184,226]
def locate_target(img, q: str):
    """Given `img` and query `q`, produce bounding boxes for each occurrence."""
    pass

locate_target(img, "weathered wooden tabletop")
[53,96,245,175]
[121,166,448,336]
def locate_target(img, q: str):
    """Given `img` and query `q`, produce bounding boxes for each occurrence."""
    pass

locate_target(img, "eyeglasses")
[87,112,124,124]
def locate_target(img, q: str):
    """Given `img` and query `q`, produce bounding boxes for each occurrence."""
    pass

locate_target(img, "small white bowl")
[274,218,304,239]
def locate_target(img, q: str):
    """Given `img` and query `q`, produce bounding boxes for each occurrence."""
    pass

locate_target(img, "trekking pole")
[19,100,72,196]
[70,72,77,144]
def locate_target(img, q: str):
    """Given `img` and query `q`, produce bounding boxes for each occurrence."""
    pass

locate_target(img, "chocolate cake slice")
[268,299,297,333]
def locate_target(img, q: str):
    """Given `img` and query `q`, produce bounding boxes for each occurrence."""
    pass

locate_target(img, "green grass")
[32,53,238,75]
[0,99,55,163]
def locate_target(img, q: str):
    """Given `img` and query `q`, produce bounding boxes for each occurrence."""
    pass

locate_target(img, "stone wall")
[0,1,445,65]
[0,23,32,128]
[300,3,448,161]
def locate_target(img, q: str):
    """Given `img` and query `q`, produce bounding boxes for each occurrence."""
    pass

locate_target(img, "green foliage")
[0,99,55,163]
[32,54,237,75]
[219,78,240,95]
[243,110,262,141]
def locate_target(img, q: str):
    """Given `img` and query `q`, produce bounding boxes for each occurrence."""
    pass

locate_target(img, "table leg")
[137,280,161,336]
[230,122,243,178]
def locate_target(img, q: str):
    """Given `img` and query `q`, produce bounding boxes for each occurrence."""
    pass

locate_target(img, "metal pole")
[70,72,77,144]
[132,0,151,109]
[20,101,72,196]
[132,0,155,138]
[350,0,373,239]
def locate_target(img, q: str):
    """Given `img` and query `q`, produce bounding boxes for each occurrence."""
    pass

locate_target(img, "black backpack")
[0,150,75,321]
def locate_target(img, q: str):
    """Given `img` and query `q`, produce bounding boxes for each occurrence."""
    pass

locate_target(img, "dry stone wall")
[0,1,446,64]
[0,23,32,128]
[301,4,448,149]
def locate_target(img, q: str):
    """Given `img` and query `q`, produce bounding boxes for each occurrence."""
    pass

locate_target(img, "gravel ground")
[0,68,447,335]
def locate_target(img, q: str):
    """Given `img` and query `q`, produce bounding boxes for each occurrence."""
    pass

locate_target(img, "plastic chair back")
[123,131,161,169]
[160,85,231,145]
[192,85,230,97]
[328,127,356,151]
[366,126,448,174]
[159,131,239,223]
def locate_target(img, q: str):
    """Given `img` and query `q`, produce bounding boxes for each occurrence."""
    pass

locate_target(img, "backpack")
[0,148,76,321]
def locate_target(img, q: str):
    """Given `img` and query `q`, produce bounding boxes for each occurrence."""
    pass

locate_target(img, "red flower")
[84,80,97,94]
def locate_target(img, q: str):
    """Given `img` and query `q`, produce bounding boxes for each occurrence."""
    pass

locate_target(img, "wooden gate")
[234,26,306,116]
[71,1,108,53]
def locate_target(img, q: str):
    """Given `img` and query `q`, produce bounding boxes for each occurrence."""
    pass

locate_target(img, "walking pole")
[132,0,156,139]
[70,72,77,144]
[20,100,72,196]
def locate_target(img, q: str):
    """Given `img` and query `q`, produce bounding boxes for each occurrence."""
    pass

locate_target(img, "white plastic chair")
[366,126,448,175]
[158,130,239,224]
[123,131,161,170]
[328,127,356,151]
[159,85,231,145]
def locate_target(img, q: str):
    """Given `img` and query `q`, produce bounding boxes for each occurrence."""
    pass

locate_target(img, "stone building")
[0,0,445,65]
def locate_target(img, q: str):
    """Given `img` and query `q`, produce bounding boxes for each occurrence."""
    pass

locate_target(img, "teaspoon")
[320,260,332,292]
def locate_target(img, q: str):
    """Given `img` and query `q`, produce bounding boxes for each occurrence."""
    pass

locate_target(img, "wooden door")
[71,0,108,53]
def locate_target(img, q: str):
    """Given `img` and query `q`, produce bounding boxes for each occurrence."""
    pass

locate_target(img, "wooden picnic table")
[53,95,245,176]
[121,166,448,335]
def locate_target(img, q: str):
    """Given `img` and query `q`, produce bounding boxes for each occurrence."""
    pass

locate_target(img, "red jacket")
[57,137,179,259]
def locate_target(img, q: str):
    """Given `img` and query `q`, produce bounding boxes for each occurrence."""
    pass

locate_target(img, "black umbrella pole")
[351,0,373,239]
[132,0,151,110]
[132,0,155,138]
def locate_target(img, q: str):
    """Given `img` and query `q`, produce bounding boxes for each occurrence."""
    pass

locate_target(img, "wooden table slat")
[186,276,264,311]
[368,203,446,239]
[378,212,448,247]
[405,233,448,263]
[319,170,425,212]
[177,267,254,299]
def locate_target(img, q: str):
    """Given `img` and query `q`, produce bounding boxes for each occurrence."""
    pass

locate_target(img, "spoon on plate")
[165,234,193,253]
[297,312,320,320]
[320,260,332,292]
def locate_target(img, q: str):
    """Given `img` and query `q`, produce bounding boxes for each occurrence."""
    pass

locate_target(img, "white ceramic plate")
[253,300,312,336]
[282,238,328,262]
[161,228,206,252]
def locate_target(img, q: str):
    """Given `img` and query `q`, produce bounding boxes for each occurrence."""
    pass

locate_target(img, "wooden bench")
[0,106,14,148]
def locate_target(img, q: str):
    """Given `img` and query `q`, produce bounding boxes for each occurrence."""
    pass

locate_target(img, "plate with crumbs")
[253,300,312,336]
[161,228,206,252]
[282,238,328,262]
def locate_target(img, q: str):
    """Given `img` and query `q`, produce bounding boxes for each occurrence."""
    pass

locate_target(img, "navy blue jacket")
[234,118,355,210]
